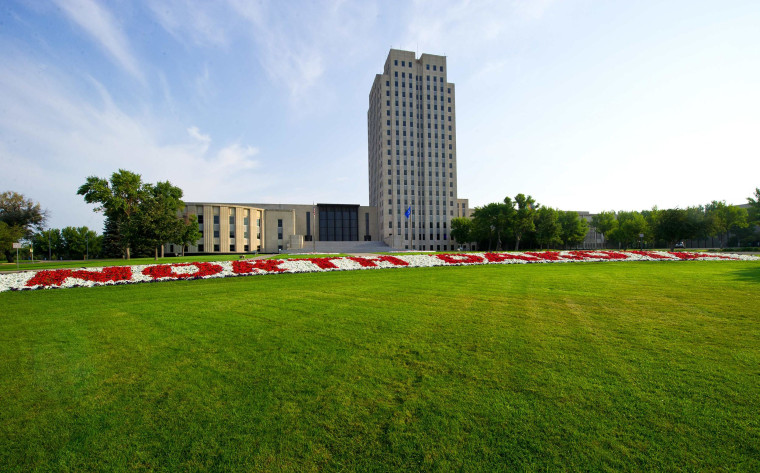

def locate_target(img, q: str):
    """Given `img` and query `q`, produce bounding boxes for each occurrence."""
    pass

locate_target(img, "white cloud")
[147,0,229,47]
[0,59,264,229]
[52,0,144,82]
[187,126,211,153]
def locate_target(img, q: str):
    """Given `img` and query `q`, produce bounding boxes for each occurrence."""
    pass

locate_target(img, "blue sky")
[1,0,759,231]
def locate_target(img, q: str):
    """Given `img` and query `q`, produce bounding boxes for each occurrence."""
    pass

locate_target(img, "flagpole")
[312,202,316,253]
[411,203,414,250]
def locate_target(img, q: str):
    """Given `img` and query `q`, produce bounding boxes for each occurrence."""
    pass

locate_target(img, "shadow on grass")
[731,265,760,283]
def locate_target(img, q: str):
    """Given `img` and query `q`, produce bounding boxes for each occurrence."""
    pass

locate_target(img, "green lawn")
[1,261,759,471]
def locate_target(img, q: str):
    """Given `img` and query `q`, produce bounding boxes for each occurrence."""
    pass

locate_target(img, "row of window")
[392,59,444,73]
[196,244,260,252]
[198,215,260,226]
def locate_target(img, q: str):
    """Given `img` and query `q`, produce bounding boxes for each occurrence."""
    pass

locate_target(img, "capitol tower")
[368,49,459,250]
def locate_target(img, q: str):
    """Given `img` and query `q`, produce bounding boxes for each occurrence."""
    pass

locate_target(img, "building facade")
[368,49,459,250]
[166,202,379,254]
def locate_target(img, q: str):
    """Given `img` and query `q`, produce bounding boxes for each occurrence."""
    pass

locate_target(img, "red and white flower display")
[1,250,757,292]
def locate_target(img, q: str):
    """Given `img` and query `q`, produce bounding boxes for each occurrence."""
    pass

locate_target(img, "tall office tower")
[368,49,457,250]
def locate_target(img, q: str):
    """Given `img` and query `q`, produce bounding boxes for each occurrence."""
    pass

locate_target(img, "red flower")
[232,259,287,274]
[300,258,340,269]
[142,262,223,280]
[436,254,484,264]
[484,253,540,262]
[26,266,132,287]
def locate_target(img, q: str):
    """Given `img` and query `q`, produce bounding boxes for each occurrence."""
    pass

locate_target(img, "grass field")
[1,261,759,471]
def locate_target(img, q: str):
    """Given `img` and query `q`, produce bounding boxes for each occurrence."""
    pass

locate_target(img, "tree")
[31,228,64,260]
[590,211,617,247]
[174,214,202,256]
[558,211,589,249]
[654,208,690,250]
[0,222,24,262]
[706,201,749,247]
[101,216,125,258]
[747,188,760,225]
[60,226,101,259]
[134,181,187,260]
[513,194,537,251]
[0,191,48,262]
[450,217,473,249]
[611,211,648,250]
[471,200,514,251]
[78,170,147,259]
[535,207,561,249]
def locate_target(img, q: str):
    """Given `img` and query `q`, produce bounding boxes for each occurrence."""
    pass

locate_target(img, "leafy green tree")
[706,201,749,247]
[61,226,101,259]
[513,194,537,251]
[471,200,514,251]
[654,208,690,250]
[535,207,561,249]
[747,188,760,225]
[590,211,617,247]
[174,214,202,256]
[0,191,48,262]
[450,217,473,249]
[31,229,64,260]
[610,211,648,250]
[0,222,25,262]
[558,211,589,249]
[134,181,187,260]
[78,170,147,259]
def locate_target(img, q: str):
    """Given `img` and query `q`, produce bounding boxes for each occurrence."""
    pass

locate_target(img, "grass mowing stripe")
[1,261,759,471]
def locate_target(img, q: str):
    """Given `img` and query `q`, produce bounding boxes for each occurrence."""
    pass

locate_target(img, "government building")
[168,49,470,255]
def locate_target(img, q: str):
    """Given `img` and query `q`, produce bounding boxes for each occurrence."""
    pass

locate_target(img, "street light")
[48,229,51,261]
[86,235,89,260]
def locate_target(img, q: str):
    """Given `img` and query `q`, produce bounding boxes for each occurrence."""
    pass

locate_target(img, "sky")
[1,0,759,231]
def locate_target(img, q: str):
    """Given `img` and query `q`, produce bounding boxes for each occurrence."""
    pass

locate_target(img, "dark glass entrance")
[318,204,358,241]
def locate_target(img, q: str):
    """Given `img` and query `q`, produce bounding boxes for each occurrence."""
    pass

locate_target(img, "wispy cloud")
[0,59,264,228]
[147,0,229,47]
[52,0,144,82]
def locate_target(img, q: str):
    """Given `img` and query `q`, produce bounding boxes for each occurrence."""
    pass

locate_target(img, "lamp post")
[86,235,89,261]
[48,229,51,261]
[639,233,644,251]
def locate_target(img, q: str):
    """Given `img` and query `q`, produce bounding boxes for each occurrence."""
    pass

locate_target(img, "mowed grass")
[1,261,759,471]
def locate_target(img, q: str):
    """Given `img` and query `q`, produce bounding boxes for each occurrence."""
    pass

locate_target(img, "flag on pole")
[405,206,411,219]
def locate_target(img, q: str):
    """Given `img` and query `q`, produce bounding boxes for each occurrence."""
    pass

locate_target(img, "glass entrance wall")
[318,204,359,241]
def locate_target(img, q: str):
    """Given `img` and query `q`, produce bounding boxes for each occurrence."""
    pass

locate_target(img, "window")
[198,244,204,252]
[229,216,235,225]
[213,215,219,224]
[197,215,203,224]
[214,244,220,252]
[214,230,219,238]
[230,244,236,252]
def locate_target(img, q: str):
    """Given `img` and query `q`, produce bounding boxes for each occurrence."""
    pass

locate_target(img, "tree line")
[29,227,102,260]
[451,189,760,251]
[450,193,590,251]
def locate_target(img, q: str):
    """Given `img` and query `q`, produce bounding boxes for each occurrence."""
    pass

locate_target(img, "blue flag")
[405,206,411,219]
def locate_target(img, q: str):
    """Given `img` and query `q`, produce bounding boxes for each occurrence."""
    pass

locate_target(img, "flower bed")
[1,250,757,292]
